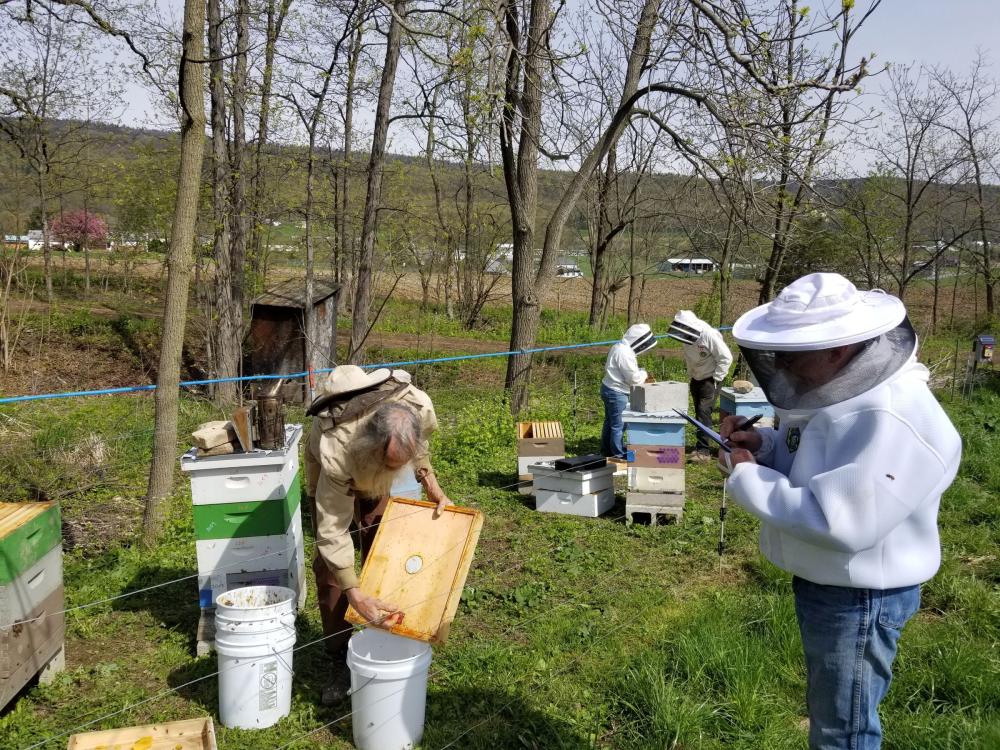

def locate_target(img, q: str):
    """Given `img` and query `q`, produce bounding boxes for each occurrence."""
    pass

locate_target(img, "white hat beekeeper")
[732,273,916,410]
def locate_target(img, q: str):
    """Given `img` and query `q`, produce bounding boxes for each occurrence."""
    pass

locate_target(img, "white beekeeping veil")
[732,273,916,410]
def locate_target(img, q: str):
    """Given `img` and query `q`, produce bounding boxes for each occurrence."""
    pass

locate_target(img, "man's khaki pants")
[307,493,388,655]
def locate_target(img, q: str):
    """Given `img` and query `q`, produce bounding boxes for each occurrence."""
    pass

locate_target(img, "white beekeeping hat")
[733,273,906,351]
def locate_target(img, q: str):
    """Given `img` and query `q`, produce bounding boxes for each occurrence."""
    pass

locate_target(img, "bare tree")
[865,64,967,301]
[931,53,1000,316]
[348,0,407,363]
[0,8,118,302]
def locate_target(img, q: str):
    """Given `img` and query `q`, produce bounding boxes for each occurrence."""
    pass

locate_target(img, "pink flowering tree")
[50,210,109,252]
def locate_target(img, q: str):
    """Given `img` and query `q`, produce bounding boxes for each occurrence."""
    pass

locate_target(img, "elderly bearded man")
[304,365,452,705]
[718,273,962,750]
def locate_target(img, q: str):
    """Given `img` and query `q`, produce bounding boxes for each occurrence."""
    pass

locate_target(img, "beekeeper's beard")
[349,438,401,498]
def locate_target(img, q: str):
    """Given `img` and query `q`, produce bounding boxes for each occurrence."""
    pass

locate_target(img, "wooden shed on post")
[248,277,340,403]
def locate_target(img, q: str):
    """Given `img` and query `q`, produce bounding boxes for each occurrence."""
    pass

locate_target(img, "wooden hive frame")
[67,717,218,750]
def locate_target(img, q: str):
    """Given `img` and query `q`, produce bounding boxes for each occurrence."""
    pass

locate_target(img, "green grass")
[0,345,998,748]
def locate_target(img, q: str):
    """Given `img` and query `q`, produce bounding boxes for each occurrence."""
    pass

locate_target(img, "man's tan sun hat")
[307,365,392,415]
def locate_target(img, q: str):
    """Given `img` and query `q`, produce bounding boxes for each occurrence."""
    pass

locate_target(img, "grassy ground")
[1,337,998,749]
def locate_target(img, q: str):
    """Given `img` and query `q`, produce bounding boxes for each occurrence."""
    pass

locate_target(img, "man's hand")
[718,447,755,476]
[346,587,403,626]
[720,414,762,453]
[420,470,454,518]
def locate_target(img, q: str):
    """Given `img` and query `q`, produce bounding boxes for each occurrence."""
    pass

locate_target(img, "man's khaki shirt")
[304,377,437,589]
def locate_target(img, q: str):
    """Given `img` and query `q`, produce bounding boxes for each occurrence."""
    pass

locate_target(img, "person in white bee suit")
[666,310,734,462]
[718,273,962,750]
[601,323,657,458]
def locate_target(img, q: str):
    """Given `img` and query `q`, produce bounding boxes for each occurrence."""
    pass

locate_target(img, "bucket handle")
[347,674,377,696]
[270,625,297,677]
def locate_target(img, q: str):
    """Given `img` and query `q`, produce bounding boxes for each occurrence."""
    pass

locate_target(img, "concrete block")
[629,381,688,413]
[625,491,685,508]
[625,503,684,525]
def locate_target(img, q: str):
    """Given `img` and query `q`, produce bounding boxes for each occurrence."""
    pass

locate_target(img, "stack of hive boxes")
[624,382,689,524]
[1,501,64,709]
[529,459,616,517]
[180,424,306,655]
[516,421,565,495]
[720,385,775,428]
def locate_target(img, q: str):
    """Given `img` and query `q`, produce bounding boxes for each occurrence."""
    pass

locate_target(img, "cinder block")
[626,491,685,508]
[629,381,688,413]
[625,503,683,525]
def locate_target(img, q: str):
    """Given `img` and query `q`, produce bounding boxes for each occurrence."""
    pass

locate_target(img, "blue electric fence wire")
[0,328,733,405]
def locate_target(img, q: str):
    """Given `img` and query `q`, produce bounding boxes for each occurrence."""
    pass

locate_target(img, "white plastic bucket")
[347,628,433,750]
[215,585,297,729]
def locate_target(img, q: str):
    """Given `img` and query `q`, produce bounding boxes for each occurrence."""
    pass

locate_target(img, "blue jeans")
[600,383,629,458]
[793,576,920,750]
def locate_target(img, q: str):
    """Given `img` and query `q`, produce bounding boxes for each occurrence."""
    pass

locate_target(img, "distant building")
[555,258,583,278]
[659,257,717,274]
[27,229,44,251]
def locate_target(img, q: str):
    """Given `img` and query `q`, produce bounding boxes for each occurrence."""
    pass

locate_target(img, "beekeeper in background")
[666,310,734,462]
[718,273,962,750]
[601,323,657,459]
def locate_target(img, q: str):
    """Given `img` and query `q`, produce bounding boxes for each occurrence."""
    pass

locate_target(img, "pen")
[736,414,763,431]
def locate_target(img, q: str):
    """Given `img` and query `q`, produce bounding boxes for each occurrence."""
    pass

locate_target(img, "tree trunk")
[504,0,660,413]
[228,0,250,373]
[588,147,618,327]
[142,0,207,546]
[208,0,238,405]
[248,0,292,282]
[38,181,52,303]
[348,0,405,363]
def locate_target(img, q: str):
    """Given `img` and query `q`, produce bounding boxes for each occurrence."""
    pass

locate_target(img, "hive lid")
[179,424,302,472]
[346,498,483,644]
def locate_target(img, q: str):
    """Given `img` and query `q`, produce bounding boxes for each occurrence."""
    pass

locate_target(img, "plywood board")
[67,717,218,750]
[346,498,483,644]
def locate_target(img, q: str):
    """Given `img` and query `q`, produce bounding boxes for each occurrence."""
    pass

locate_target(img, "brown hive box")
[346,498,483,644]
[516,421,565,456]
[67,717,218,750]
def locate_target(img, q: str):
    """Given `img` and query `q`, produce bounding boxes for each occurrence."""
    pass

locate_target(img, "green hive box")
[193,473,301,541]
[0,503,62,586]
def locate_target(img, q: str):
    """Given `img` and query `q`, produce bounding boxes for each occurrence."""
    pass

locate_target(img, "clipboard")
[672,408,731,452]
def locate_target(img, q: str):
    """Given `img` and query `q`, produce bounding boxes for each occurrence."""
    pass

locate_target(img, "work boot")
[320,650,352,706]
[689,451,714,464]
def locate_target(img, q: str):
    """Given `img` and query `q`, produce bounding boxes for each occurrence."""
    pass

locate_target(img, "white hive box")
[629,381,688,414]
[528,461,615,495]
[535,487,615,518]
[0,545,62,625]
[629,467,686,493]
[180,424,302,505]
[195,511,305,610]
